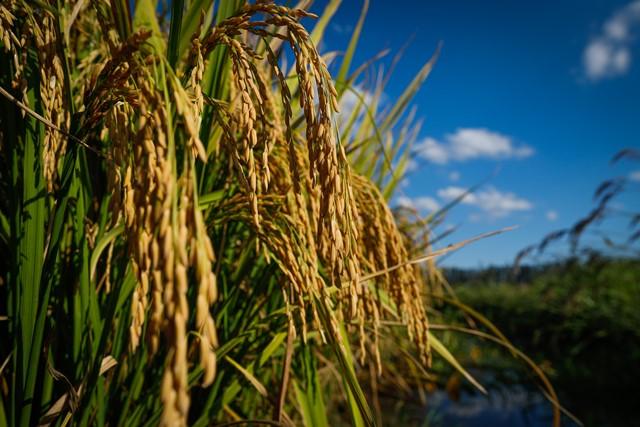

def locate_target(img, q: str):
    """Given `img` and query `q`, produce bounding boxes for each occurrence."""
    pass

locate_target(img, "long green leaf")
[16,47,46,427]
[167,0,185,67]
[380,43,441,132]
[310,0,341,46]
[133,0,165,54]
[336,0,369,90]
[428,332,487,394]
[314,297,375,427]
[293,343,329,427]
[179,0,216,58]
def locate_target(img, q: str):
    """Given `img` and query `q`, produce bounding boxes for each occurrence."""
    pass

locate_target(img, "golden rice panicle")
[0,3,15,51]
[249,1,353,285]
[105,103,131,226]
[263,44,299,192]
[242,145,325,341]
[187,33,205,134]
[126,78,161,352]
[1,2,67,149]
[184,35,220,386]
[72,9,113,109]
[352,174,432,368]
[117,71,190,425]
[200,1,359,289]
[86,31,161,353]
[0,2,20,79]
[249,57,279,193]
[160,180,192,427]
[171,73,206,162]
[105,62,170,356]
[193,226,218,387]
[186,167,219,387]
[228,37,262,228]
[1,0,28,105]
[33,12,66,191]
[228,38,278,227]
[200,28,267,228]
[104,54,219,424]
[92,0,121,54]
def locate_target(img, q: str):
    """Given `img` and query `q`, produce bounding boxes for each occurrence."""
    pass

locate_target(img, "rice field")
[0,1,563,426]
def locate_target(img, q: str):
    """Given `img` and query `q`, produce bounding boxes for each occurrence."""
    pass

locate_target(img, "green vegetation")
[448,256,640,426]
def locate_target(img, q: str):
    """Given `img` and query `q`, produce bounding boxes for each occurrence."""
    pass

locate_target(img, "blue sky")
[309,0,640,267]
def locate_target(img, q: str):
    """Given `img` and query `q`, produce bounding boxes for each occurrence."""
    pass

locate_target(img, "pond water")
[378,369,636,426]
[425,386,580,427]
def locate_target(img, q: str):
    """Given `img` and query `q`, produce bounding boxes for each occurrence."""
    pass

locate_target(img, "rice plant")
[0,0,445,425]
[0,1,564,426]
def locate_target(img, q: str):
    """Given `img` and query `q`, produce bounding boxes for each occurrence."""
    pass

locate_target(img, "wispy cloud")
[546,210,558,221]
[437,186,533,218]
[448,171,461,182]
[396,195,440,213]
[405,159,419,173]
[629,170,640,181]
[414,128,533,164]
[332,23,353,35]
[583,1,640,81]
[338,85,374,120]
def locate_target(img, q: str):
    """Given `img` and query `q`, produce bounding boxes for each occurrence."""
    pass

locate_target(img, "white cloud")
[629,170,640,181]
[414,128,533,164]
[405,159,419,172]
[583,1,640,80]
[449,171,461,181]
[546,210,558,221]
[396,195,440,213]
[413,197,441,212]
[437,186,469,200]
[414,137,449,164]
[338,85,374,120]
[437,185,533,218]
[584,40,631,79]
[396,196,412,207]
